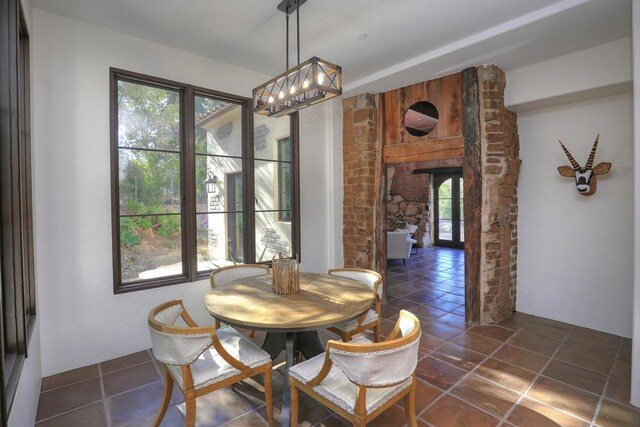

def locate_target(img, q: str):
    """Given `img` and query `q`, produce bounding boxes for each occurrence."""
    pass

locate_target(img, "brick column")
[342,94,380,269]
[477,65,521,323]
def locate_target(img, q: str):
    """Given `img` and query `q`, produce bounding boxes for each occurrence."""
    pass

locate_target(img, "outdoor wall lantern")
[253,0,342,118]
[204,172,219,195]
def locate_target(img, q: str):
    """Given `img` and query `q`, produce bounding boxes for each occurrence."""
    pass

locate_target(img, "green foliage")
[120,228,141,248]
[438,179,452,198]
[147,203,164,214]
[163,240,177,249]
[156,214,180,237]
[439,199,452,220]
[257,245,268,262]
[198,248,212,261]
[120,217,136,232]
[124,199,153,229]
[135,216,154,230]
[124,199,147,215]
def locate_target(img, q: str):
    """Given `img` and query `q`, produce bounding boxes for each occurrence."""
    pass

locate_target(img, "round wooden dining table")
[204,272,375,427]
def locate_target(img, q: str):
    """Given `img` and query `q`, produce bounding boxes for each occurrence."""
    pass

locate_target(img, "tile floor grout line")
[589,337,623,426]
[414,320,514,422]
[98,362,114,427]
[461,329,611,400]
[38,372,102,394]
[34,398,106,425]
[35,368,108,425]
[436,325,527,421]
[40,356,155,395]
[499,323,583,425]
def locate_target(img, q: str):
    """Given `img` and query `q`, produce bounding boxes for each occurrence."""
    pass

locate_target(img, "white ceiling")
[32,0,631,95]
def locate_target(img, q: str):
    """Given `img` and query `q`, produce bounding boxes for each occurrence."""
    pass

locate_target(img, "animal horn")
[585,134,600,170]
[559,140,580,170]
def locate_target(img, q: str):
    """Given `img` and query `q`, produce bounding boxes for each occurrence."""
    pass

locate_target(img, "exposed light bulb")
[289,85,297,94]
[268,96,275,104]
[317,73,324,85]
[302,79,310,89]
[278,90,285,99]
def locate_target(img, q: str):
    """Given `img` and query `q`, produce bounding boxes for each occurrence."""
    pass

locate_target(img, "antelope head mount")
[557,134,611,196]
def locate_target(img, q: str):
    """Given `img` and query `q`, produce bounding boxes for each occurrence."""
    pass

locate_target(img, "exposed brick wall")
[389,164,429,200]
[342,94,380,269]
[477,65,521,324]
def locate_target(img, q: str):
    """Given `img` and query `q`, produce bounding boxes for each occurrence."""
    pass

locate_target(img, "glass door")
[435,172,464,248]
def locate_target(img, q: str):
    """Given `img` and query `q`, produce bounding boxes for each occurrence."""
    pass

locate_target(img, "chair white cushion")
[333,309,378,333]
[387,231,412,260]
[290,337,411,414]
[168,326,271,390]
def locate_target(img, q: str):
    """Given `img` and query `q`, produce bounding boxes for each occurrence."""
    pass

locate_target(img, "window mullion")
[291,113,301,261]
[184,86,197,281]
[244,104,256,263]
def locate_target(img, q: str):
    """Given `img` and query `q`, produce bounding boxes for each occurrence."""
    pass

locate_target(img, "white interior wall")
[31,8,333,376]
[329,97,344,267]
[505,38,632,111]
[516,92,634,337]
[298,102,332,270]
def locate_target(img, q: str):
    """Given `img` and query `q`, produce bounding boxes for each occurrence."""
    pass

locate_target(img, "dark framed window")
[277,138,292,222]
[111,69,300,293]
[0,0,36,420]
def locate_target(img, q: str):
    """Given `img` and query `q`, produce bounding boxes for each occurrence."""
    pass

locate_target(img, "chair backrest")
[209,264,270,289]
[148,300,213,366]
[386,231,412,259]
[328,268,383,299]
[328,310,420,387]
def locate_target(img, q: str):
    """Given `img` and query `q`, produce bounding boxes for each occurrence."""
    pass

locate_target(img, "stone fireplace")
[341,65,520,325]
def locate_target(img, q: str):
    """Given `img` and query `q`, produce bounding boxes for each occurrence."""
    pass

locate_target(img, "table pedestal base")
[261,331,325,427]
[261,331,325,360]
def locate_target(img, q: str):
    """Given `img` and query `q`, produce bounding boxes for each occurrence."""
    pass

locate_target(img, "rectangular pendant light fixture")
[253,0,342,118]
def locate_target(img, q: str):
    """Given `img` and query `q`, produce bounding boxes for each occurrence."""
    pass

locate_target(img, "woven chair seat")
[167,326,271,390]
[333,309,378,333]
[289,336,412,414]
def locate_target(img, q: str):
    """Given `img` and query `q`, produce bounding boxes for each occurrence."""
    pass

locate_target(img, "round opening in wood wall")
[404,101,438,137]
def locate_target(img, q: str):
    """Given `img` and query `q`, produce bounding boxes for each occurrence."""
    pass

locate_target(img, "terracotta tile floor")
[36,247,640,426]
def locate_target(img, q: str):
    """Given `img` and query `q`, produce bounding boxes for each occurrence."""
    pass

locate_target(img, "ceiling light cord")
[285,6,301,70]
[296,7,300,65]
[285,14,289,70]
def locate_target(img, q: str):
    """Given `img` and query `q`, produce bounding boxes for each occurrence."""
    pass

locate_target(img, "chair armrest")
[307,342,336,387]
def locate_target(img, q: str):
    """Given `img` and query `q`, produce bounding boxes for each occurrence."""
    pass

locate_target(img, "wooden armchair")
[326,268,383,342]
[210,264,270,334]
[289,310,421,427]
[209,264,270,289]
[147,299,273,427]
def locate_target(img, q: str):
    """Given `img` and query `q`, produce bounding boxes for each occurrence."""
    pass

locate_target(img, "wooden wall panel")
[382,73,463,164]
[461,68,481,325]
[384,136,463,163]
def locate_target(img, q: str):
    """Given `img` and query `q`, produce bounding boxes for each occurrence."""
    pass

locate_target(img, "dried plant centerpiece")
[271,253,300,294]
